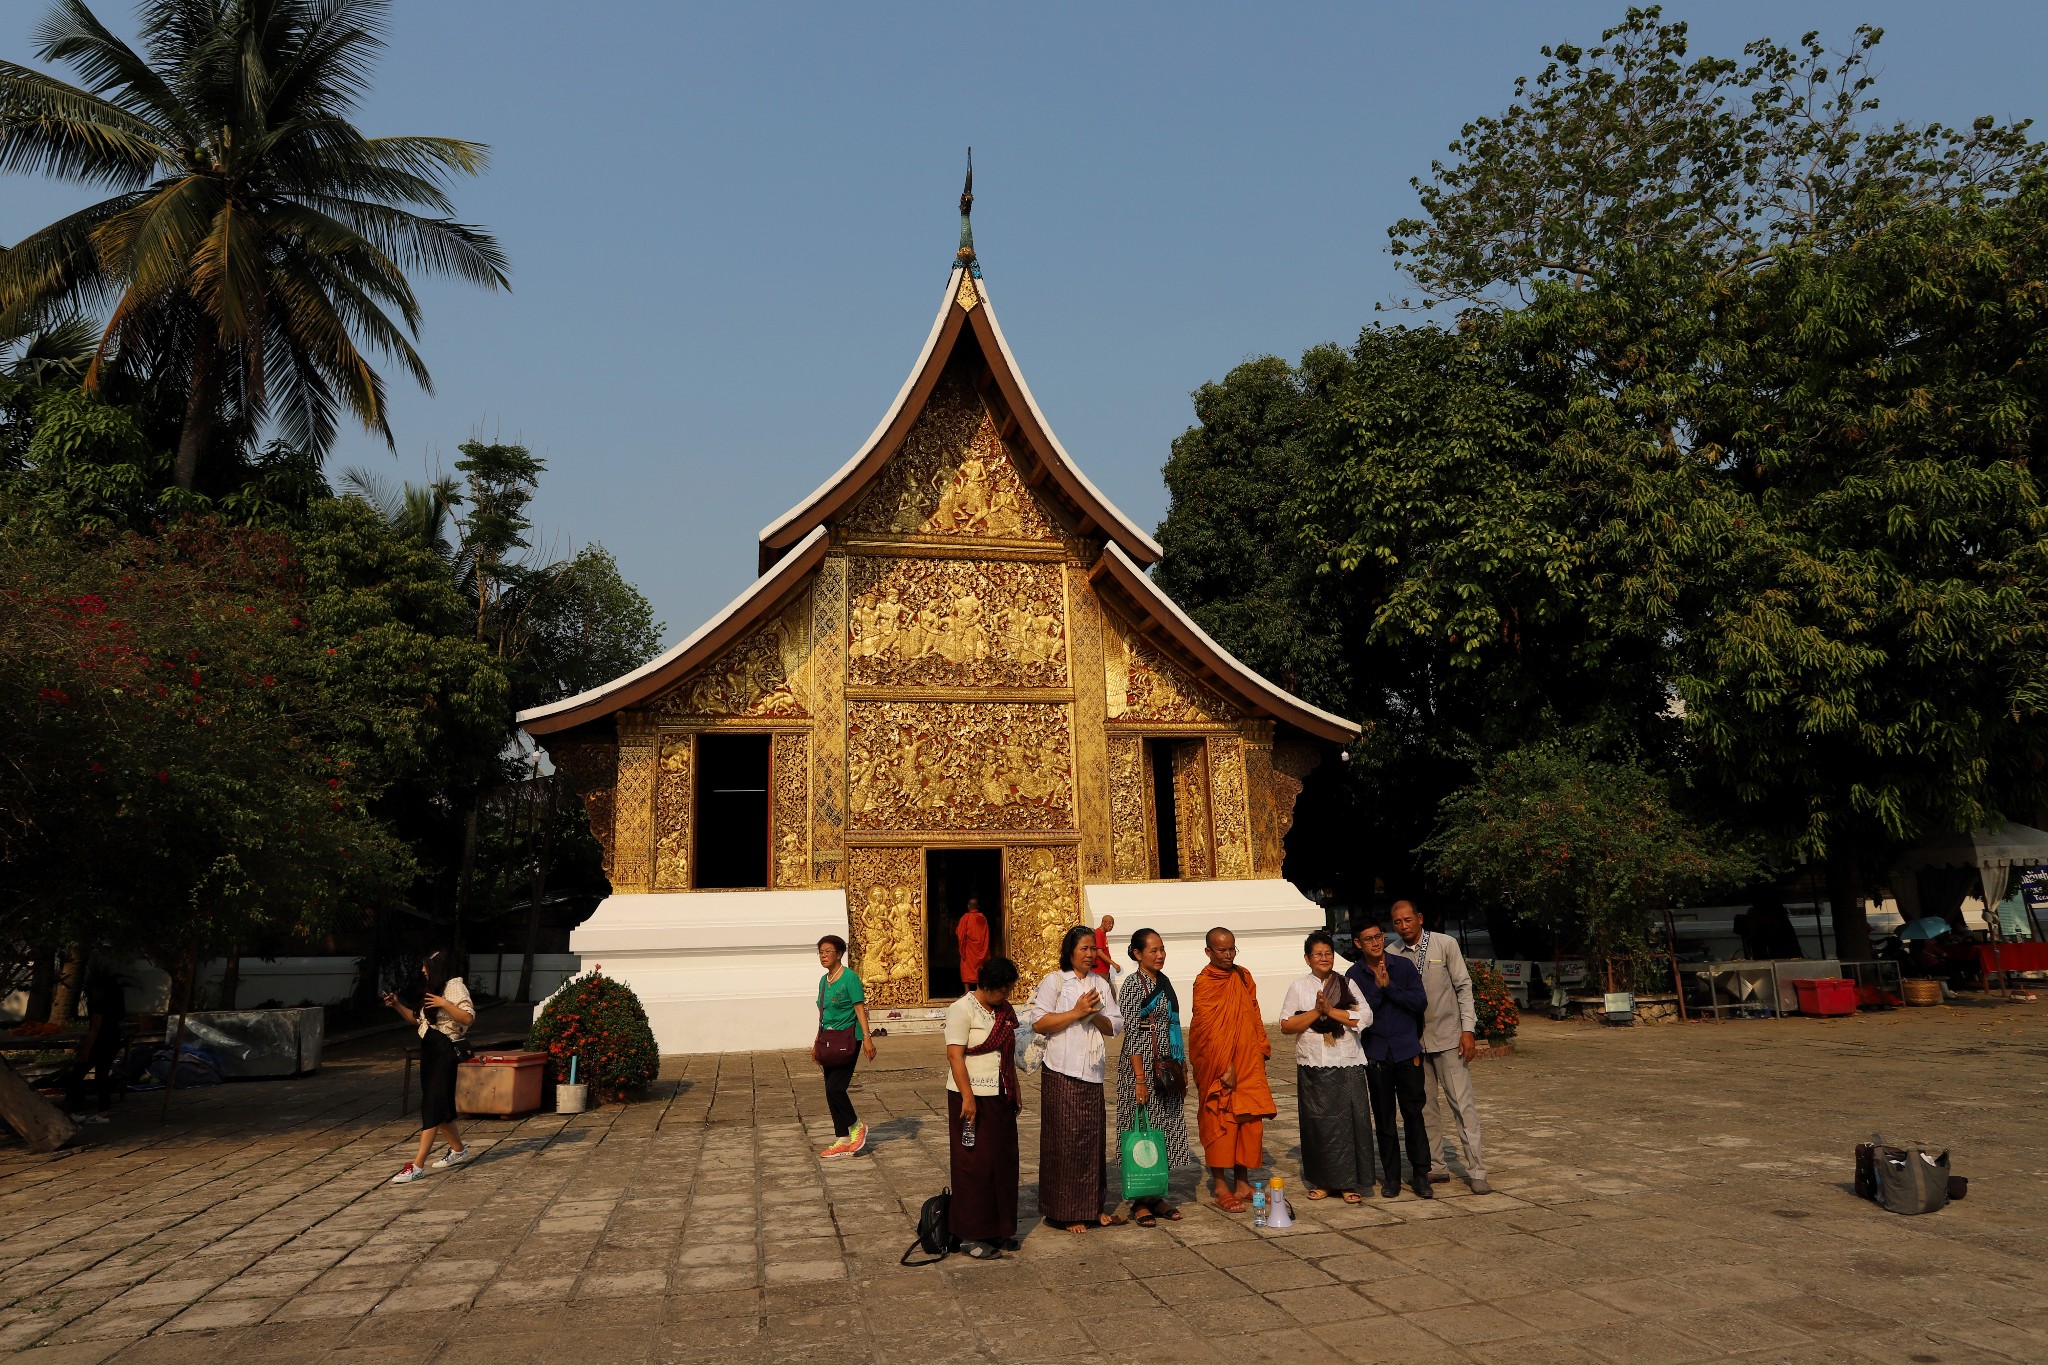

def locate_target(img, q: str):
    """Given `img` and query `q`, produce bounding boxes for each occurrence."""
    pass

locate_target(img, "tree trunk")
[172,331,220,491]
[1827,846,1875,962]
[47,944,85,1025]
[451,801,480,959]
[518,776,561,1004]
[218,945,241,1011]
[26,947,57,1025]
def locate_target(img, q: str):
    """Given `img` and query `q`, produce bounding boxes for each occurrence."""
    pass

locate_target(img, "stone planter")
[1473,1038,1516,1059]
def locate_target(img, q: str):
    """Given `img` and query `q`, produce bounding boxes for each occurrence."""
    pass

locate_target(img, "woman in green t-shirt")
[815,935,877,1157]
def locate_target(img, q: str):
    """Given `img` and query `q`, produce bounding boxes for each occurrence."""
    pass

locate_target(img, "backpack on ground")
[900,1189,956,1265]
[1855,1135,1951,1215]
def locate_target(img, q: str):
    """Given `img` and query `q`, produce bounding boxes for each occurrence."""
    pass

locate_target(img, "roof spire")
[956,148,981,277]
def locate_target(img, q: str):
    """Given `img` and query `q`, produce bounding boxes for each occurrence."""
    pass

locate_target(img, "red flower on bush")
[527,970,659,1101]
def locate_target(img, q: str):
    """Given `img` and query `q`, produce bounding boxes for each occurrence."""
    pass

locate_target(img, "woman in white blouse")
[1279,930,1375,1203]
[944,955,1024,1259]
[1027,925,1125,1231]
[383,951,476,1185]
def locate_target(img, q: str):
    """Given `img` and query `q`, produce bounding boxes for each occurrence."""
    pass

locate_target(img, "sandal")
[1097,1215,1128,1228]
[1156,1203,1183,1220]
[1213,1188,1248,1213]
[1342,1191,1364,1204]
[963,1241,1004,1259]
[1133,1208,1157,1228]
[1306,1188,1330,1201]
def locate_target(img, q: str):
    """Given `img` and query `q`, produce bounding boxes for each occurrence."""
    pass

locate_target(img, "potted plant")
[1470,959,1520,1056]
[527,968,659,1105]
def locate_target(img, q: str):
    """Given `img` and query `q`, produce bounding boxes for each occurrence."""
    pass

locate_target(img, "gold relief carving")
[847,702,1074,832]
[772,732,810,889]
[1107,736,1152,882]
[848,846,924,1008]
[1270,740,1323,864]
[1172,738,1214,880]
[659,594,813,720]
[956,274,980,312]
[1103,613,1239,725]
[810,558,847,883]
[848,556,1067,689]
[549,738,617,879]
[846,368,1057,542]
[1208,735,1253,880]
[653,733,693,891]
[1006,844,1081,987]
[612,717,658,892]
[1243,732,1283,877]
[1064,567,1112,882]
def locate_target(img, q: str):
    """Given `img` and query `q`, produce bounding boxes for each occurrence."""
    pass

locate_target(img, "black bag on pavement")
[1856,1135,1951,1214]
[900,1189,956,1266]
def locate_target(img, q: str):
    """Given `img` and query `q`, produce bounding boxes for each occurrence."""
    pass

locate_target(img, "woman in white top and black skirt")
[1279,930,1375,1203]
[384,951,476,1185]
[1026,925,1126,1232]
[944,954,1023,1259]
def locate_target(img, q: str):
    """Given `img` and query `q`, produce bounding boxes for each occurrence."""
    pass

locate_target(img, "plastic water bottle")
[1251,1181,1268,1228]
[961,1115,976,1148]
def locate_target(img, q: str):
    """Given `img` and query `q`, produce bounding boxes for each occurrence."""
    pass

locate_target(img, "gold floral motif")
[1207,735,1253,879]
[612,716,658,892]
[653,733,693,891]
[658,595,813,719]
[1006,844,1081,986]
[810,558,847,883]
[1107,736,1153,882]
[956,274,980,312]
[1064,568,1113,882]
[772,732,810,889]
[1103,612,1239,724]
[1172,739,1213,879]
[846,367,1057,541]
[848,846,924,1007]
[847,702,1074,832]
[848,556,1066,688]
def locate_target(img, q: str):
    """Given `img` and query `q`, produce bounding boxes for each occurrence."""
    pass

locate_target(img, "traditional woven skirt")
[1297,1063,1375,1193]
[1038,1068,1107,1224]
[948,1090,1019,1243]
[418,1029,459,1132]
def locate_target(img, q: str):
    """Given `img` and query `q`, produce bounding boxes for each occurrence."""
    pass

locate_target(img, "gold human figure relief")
[847,701,1075,833]
[653,733,694,891]
[847,367,1056,541]
[1006,844,1081,985]
[1208,735,1254,879]
[847,557,1066,689]
[772,733,810,889]
[1107,735,1153,882]
[847,846,925,1007]
[1102,613,1238,724]
[661,595,813,719]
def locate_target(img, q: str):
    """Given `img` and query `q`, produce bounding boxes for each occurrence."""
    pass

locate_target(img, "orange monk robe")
[1190,963,1276,1169]
[955,910,989,988]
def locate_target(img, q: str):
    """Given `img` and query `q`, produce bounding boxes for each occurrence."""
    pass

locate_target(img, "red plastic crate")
[1793,977,1858,1016]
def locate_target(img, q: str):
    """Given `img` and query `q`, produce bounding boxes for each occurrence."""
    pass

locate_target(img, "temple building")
[518,188,1359,1053]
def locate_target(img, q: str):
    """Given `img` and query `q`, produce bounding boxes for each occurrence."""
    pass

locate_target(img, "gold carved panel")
[653,732,693,891]
[848,556,1067,689]
[657,594,813,720]
[810,557,847,884]
[1208,735,1253,879]
[612,715,658,892]
[549,738,617,881]
[1107,735,1153,882]
[772,731,810,889]
[845,367,1057,542]
[1007,844,1081,988]
[847,701,1074,833]
[1104,613,1240,725]
[848,845,925,1008]
[1064,567,1112,882]
[1172,738,1213,880]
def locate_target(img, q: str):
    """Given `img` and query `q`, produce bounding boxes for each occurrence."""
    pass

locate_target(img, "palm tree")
[0,0,509,490]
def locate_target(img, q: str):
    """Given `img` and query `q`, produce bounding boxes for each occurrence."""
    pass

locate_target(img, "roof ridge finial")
[956,148,981,278]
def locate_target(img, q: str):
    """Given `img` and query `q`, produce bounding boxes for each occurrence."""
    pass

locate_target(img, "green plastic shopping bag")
[1121,1112,1170,1200]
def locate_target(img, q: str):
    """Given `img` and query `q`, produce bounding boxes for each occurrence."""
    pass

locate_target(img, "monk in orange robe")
[1190,927,1275,1210]
[955,897,990,991]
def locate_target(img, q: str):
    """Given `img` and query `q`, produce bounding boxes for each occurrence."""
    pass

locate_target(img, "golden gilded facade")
[522,264,1356,1007]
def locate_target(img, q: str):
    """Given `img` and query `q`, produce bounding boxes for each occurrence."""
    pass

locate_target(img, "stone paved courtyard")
[3,998,2045,1364]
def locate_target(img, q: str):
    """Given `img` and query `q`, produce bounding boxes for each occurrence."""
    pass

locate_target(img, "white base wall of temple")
[565,889,851,1055]
[1083,878,1328,1019]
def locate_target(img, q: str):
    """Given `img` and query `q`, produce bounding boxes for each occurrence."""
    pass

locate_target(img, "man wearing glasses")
[1347,921,1433,1198]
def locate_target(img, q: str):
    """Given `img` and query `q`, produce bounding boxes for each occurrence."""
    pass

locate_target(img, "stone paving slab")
[2,997,2045,1363]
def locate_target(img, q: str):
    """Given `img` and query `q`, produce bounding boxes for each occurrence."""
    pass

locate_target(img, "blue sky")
[4,1,2044,639]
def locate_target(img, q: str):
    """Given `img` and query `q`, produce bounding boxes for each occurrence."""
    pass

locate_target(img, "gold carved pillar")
[1065,566,1113,884]
[1207,735,1254,879]
[847,846,923,1007]
[612,713,658,892]
[1106,735,1153,882]
[1242,722,1284,877]
[810,556,848,885]
[772,731,810,889]
[1172,739,1214,879]
[653,731,693,891]
[1006,844,1081,986]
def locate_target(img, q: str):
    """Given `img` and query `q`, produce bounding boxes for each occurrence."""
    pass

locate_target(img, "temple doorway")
[926,848,1003,1000]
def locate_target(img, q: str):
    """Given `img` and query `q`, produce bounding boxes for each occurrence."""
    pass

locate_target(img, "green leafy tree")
[0,0,509,490]
[1422,745,1760,986]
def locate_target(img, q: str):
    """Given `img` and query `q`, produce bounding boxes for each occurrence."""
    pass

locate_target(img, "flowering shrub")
[1470,959,1520,1043]
[527,969,659,1100]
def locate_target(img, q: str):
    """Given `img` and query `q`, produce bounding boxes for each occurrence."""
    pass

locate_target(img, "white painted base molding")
[1083,878,1328,1020]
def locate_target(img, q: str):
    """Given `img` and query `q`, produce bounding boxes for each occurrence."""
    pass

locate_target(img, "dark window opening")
[695,733,770,889]
[1148,739,1181,880]
[926,848,1004,999]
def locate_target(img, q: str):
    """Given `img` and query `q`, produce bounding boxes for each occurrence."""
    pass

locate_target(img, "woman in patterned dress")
[1116,927,1194,1225]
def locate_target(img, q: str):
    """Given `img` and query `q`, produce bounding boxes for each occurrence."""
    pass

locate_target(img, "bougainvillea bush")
[1470,959,1520,1044]
[527,969,659,1099]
